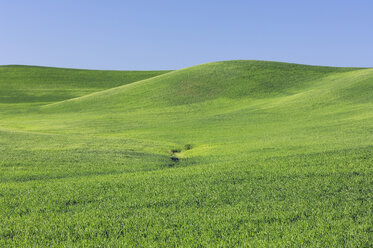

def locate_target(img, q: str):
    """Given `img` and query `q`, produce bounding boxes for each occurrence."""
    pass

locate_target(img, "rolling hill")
[0,65,170,104]
[0,61,372,246]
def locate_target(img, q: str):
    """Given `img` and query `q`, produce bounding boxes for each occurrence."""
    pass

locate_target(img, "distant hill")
[0,65,170,103]
[43,60,368,111]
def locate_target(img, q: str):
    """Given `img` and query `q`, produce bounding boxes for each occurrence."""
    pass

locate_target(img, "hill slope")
[34,61,372,155]
[45,60,362,110]
[0,61,372,247]
[0,65,170,104]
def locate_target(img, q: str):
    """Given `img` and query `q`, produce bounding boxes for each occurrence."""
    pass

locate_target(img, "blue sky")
[1,0,372,70]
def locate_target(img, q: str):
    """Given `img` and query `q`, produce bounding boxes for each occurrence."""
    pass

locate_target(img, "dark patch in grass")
[168,147,182,167]
[171,148,181,153]
[169,147,181,165]
[171,157,179,162]
[184,144,193,150]
[65,199,78,206]
[352,171,361,176]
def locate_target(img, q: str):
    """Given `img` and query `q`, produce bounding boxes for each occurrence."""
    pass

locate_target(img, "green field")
[1,61,372,247]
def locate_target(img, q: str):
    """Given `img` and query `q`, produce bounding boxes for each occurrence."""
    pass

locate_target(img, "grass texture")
[0,61,372,247]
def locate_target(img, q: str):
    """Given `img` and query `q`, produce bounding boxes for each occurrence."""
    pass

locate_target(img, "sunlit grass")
[0,61,372,246]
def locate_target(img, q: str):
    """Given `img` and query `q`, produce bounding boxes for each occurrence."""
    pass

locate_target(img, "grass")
[0,60,372,247]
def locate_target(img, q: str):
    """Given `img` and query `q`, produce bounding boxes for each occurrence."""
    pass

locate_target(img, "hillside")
[0,61,372,247]
[44,60,361,109]
[0,65,170,104]
[26,61,373,156]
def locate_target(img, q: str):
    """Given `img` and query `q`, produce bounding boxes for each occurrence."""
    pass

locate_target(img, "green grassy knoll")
[0,65,169,105]
[0,61,372,246]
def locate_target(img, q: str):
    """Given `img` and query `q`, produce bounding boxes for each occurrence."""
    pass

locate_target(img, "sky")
[1,0,373,70]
